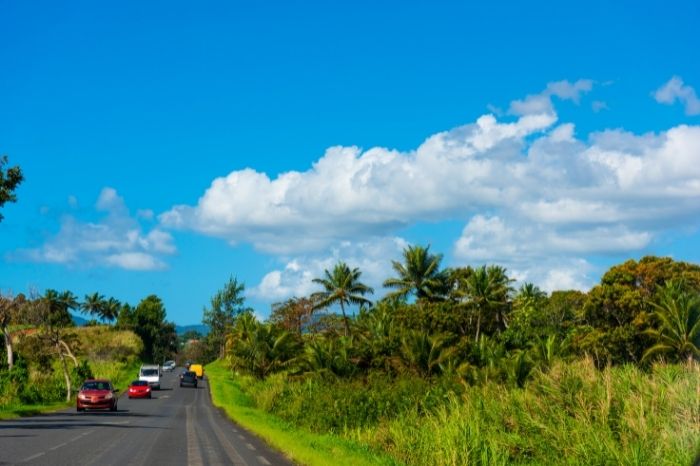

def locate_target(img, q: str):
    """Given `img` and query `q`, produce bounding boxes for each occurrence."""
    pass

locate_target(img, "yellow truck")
[189,364,205,379]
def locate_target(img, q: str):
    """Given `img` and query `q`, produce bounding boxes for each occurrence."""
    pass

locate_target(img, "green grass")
[206,360,398,466]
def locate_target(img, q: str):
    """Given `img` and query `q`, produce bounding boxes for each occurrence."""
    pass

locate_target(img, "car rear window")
[131,380,149,386]
[141,369,159,376]
[82,381,111,390]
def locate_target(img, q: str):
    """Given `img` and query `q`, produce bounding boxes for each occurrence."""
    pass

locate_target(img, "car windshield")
[131,380,148,386]
[141,369,158,376]
[82,381,111,391]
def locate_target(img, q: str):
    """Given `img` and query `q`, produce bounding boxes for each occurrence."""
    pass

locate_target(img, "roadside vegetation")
[0,290,177,418]
[201,252,700,465]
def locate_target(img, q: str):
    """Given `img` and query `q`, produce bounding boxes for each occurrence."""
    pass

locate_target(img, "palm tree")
[225,314,301,378]
[82,292,106,320]
[312,262,374,337]
[103,297,121,322]
[383,245,447,302]
[461,265,514,340]
[642,282,700,363]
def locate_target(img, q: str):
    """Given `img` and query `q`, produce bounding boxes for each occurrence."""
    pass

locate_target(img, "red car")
[127,380,152,399]
[76,379,118,412]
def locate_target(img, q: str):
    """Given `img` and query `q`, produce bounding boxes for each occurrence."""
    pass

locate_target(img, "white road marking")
[49,442,67,451]
[238,434,246,440]
[21,452,45,462]
[246,442,256,451]
[257,456,272,466]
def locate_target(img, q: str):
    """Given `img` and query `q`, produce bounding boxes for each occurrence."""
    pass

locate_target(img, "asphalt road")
[0,369,294,466]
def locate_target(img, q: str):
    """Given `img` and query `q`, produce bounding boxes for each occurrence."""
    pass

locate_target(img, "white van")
[139,364,161,390]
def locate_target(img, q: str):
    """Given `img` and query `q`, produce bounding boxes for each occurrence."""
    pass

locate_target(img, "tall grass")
[231,358,699,465]
[355,359,699,465]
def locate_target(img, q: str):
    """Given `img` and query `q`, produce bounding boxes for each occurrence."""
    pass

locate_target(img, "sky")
[1,0,699,325]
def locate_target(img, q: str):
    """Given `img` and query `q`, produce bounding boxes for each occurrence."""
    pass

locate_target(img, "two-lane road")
[0,369,293,466]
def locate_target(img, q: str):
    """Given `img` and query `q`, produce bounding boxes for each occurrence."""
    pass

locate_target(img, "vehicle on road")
[139,364,161,390]
[179,371,198,388]
[127,380,152,399]
[162,360,176,372]
[77,379,118,412]
[189,363,205,379]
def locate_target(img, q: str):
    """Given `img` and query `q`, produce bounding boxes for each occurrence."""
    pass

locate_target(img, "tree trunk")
[475,310,482,341]
[59,340,78,367]
[3,327,13,370]
[340,302,350,337]
[57,346,72,402]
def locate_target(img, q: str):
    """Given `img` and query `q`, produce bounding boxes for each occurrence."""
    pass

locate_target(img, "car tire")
[110,403,117,412]
[148,393,152,399]
[77,407,83,412]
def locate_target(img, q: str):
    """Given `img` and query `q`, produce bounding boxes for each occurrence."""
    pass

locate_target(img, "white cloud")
[654,76,700,115]
[508,79,593,116]
[250,237,407,302]
[105,252,165,270]
[161,79,700,292]
[16,188,175,271]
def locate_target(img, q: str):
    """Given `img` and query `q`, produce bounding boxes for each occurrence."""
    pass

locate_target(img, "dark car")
[127,380,152,399]
[179,371,198,388]
[77,379,118,412]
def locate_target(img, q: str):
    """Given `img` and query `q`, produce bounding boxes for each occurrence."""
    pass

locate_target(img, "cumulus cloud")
[15,188,175,271]
[654,76,700,115]
[161,79,700,292]
[250,237,407,302]
[508,79,593,116]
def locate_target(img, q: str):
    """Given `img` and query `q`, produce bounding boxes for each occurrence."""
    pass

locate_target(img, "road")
[0,369,294,466]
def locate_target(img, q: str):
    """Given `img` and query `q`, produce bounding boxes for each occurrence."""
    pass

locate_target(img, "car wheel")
[148,393,152,399]
[110,403,117,412]
[77,407,83,412]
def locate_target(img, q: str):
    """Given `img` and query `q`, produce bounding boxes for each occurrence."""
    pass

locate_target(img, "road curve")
[0,369,294,466]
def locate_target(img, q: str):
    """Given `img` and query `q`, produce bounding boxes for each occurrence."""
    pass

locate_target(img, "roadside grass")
[206,360,398,466]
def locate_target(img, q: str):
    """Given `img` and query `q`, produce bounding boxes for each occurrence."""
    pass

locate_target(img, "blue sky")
[1,0,699,324]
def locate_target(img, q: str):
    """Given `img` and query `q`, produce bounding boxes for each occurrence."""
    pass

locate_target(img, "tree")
[27,291,80,401]
[81,292,106,321]
[0,155,24,222]
[269,296,316,335]
[203,277,250,358]
[312,262,374,337]
[579,256,700,364]
[642,282,700,363]
[102,297,121,322]
[459,265,514,340]
[0,292,26,369]
[225,313,301,379]
[383,245,447,302]
[125,295,177,363]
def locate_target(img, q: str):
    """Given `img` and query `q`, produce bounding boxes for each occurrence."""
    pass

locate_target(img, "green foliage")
[0,155,24,222]
[119,295,177,363]
[383,244,447,301]
[312,261,374,337]
[226,313,302,379]
[643,281,700,362]
[203,276,251,359]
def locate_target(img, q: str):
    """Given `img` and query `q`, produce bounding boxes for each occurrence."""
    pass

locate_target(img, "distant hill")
[176,324,209,336]
[71,314,89,326]
[71,314,209,336]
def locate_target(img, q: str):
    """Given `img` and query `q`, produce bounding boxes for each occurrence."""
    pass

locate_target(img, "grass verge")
[206,360,397,466]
